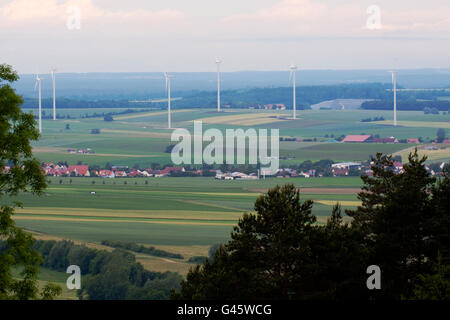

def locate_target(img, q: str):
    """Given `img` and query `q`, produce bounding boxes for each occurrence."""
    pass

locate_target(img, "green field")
[30,108,449,168]
[12,266,78,300]
[13,176,361,274]
[10,107,449,275]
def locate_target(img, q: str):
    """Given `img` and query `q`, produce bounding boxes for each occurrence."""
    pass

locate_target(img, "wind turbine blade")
[289,71,293,85]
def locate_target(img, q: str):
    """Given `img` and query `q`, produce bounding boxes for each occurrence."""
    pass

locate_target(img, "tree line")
[172,151,450,300]
[100,240,184,260]
[31,240,183,300]
[361,99,450,111]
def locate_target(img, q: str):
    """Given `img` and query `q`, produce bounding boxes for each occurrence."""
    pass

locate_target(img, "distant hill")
[13,69,450,101]
[20,82,450,111]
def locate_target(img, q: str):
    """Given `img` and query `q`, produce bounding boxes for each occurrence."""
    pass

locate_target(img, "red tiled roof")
[342,135,372,143]
[68,165,89,176]
[407,138,420,143]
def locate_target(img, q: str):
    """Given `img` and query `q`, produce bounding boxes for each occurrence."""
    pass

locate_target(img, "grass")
[13,108,449,276]
[12,267,78,300]
[11,177,362,251]
[30,109,448,167]
[373,120,450,129]
[393,144,450,162]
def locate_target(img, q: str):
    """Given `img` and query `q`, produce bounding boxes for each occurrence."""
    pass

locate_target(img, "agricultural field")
[13,176,361,274]
[11,107,449,274]
[29,108,449,168]
[12,266,78,300]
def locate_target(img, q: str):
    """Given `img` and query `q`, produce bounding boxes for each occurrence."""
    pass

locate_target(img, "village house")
[98,169,114,178]
[68,165,90,177]
[114,171,127,178]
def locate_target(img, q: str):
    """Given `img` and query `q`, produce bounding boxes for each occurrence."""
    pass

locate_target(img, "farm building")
[331,162,362,170]
[331,168,350,176]
[407,138,420,144]
[342,135,372,143]
[371,137,399,143]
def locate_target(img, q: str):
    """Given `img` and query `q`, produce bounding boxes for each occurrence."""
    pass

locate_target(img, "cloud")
[221,0,450,38]
[0,0,186,27]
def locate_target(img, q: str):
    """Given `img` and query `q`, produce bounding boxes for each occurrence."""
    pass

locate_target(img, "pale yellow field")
[394,145,450,162]
[315,200,362,206]
[114,109,191,120]
[136,255,194,275]
[315,216,353,225]
[373,120,450,129]
[194,113,290,126]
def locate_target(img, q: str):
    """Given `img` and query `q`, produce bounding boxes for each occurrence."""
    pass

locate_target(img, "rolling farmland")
[12,107,449,274]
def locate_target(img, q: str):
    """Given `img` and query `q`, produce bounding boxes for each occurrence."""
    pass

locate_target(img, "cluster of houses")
[42,163,190,178]
[341,135,449,144]
[246,104,287,110]
[31,157,448,180]
[43,163,91,177]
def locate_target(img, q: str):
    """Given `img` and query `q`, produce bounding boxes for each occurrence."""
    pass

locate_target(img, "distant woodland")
[21,83,450,111]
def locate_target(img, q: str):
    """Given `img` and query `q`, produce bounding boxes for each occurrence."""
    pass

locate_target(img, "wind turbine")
[34,74,43,133]
[389,71,398,126]
[50,68,57,121]
[164,72,173,129]
[215,57,222,112]
[289,65,298,119]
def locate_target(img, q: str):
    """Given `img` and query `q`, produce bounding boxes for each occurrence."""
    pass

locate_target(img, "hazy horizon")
[1,0,450,73]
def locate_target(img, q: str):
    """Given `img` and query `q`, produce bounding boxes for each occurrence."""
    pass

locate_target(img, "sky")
[1,0,450,73]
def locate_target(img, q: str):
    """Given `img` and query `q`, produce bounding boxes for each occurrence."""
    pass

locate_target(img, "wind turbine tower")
[34,74,43,133]
[50,68,57,121]
[289,65,298,119]
[216,58,222,112]
[164,72,173,129]
[389,71,398,126]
